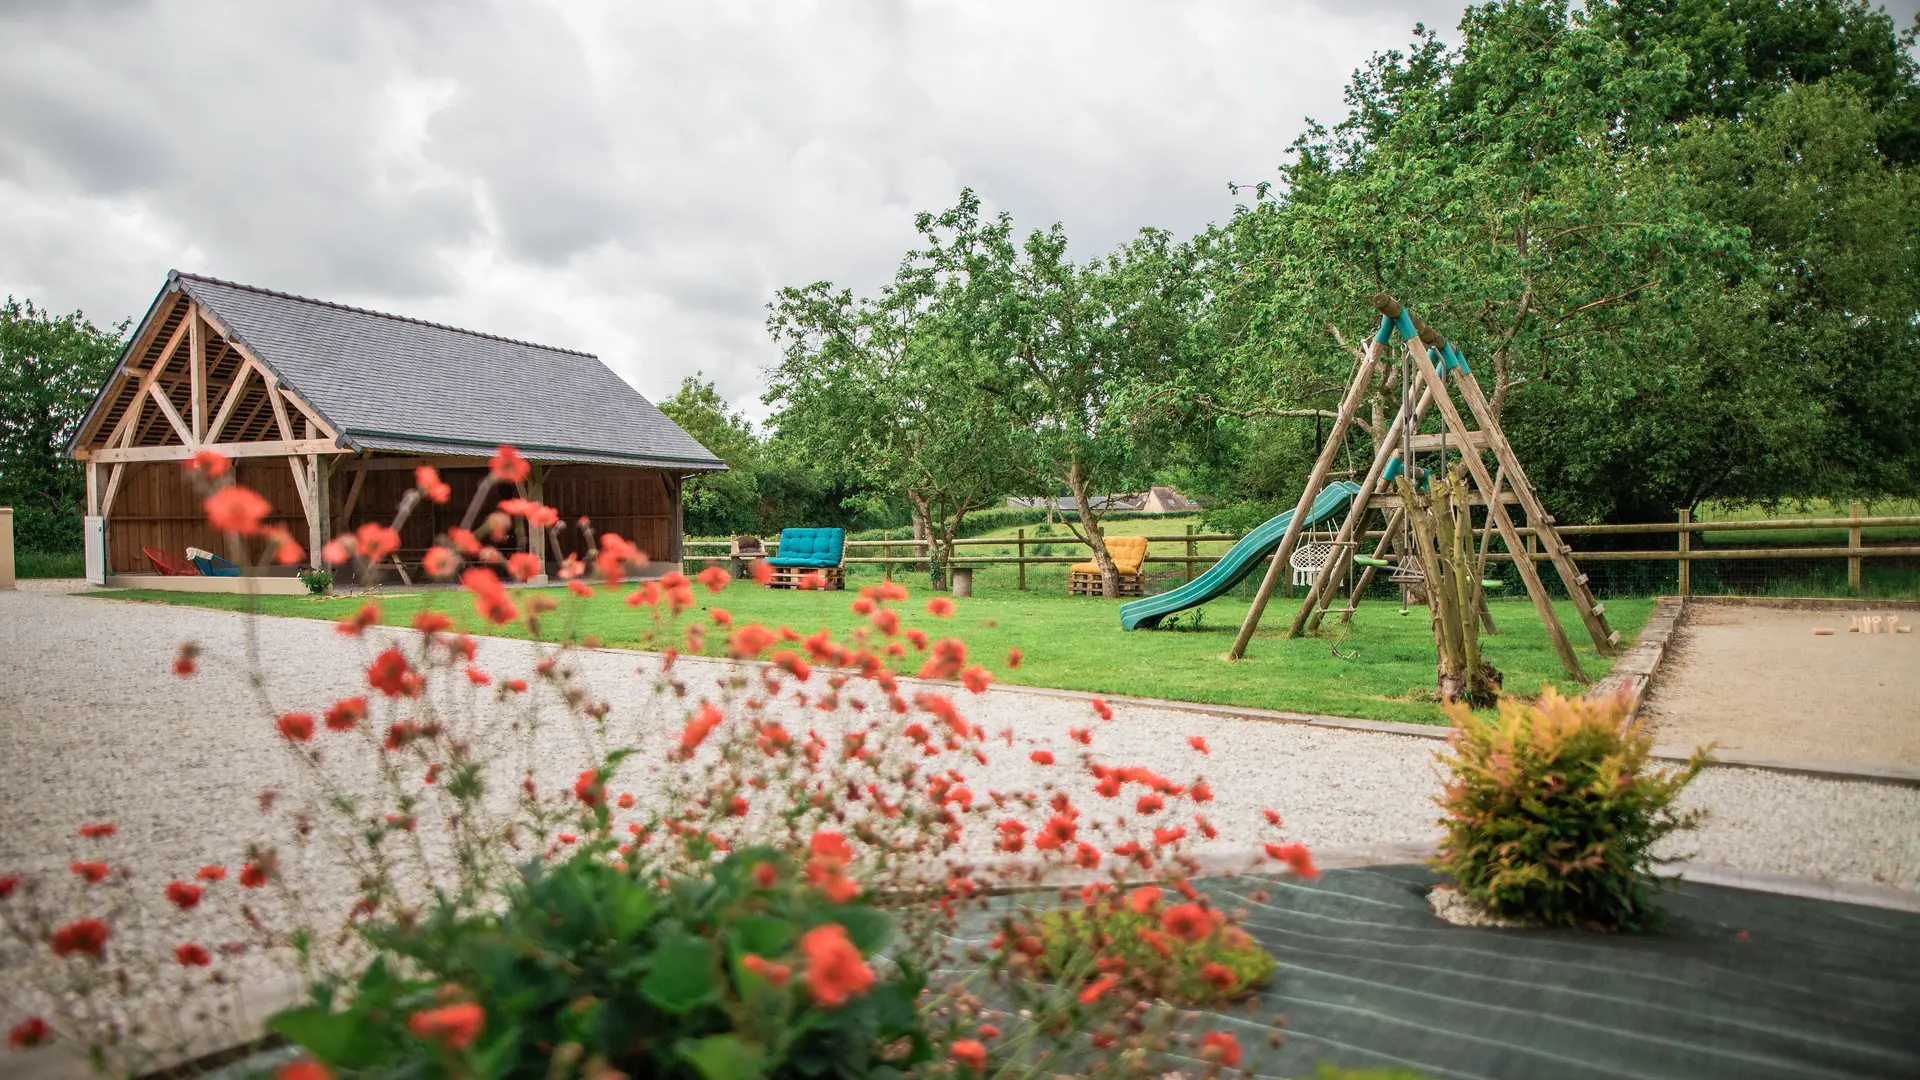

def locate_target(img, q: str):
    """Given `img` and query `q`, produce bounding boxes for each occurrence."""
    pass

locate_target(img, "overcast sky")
[4,1,1916,422]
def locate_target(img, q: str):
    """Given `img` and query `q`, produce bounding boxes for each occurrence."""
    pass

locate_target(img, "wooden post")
[188,311,206,442]
[1677,508,1691,598]
[1186,525,1196,584]
[1849,501,1863,591]
[528,466,549,584]
[1017,528,1026,591]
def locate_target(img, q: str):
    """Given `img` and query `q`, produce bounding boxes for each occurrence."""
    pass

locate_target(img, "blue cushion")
[766,528,845,568]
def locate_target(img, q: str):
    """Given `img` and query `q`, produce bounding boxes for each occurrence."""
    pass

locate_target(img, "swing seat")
[1288,540,1337,588]
[1353,555,1391,568]
[185,546,242,577]
[1388,557,1426,583]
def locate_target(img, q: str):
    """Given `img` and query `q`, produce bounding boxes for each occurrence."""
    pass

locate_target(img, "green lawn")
[88,574,1649,725]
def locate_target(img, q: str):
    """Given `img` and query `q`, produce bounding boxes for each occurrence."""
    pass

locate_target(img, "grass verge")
[87,577,1647,725]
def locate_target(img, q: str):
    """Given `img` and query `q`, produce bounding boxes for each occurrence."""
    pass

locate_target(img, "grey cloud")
[0,0,1469,416]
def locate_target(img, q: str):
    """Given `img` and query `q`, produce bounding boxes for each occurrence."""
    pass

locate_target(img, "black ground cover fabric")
[1195,865,1920,1079]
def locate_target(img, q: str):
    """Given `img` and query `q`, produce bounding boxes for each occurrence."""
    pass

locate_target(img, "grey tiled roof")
[169,271,724,470]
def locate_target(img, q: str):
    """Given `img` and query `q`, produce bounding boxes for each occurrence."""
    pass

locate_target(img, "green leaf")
[730,915,795,958]
[678,1034,768,1080]
[829,906,893,954]
[609,884,658,941]
[642,931,719,1014]
[266,1006,386,1069]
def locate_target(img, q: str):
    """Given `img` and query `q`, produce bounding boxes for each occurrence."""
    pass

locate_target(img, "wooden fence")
[687,505,1920,595]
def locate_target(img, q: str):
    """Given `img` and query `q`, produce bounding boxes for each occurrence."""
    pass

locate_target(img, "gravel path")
[2,583,1917,911]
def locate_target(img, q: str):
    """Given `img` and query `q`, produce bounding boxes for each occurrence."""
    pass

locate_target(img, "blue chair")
[764,528,846,589]
[185,546,241,577]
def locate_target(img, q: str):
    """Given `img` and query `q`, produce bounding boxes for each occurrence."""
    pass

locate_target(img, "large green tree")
[1198,0,1919,523]
[0,299,124,551]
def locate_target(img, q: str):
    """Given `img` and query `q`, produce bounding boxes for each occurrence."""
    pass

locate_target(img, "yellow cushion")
[1072,536,1149,576]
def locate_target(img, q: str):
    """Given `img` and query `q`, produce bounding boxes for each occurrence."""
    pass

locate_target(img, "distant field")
[1696,498,1920,545]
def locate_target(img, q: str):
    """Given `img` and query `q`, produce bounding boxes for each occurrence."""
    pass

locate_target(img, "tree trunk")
[1063,459,1119,595]
[908,492,942,590]
[1399,473,1502,707]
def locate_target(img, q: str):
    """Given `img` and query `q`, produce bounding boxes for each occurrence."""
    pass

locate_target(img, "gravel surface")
[2,583,1916,960]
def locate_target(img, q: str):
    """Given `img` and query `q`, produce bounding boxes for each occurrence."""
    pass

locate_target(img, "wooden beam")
[100,463,129,519]
[91,438,344,464]
[205,359,256,445]
[265,380,295,442]
[336,463,367,534]
[86,460,100,517]
[334,454,495,472]
[189,311,206,441]
[193,303,338,440]
[72,294,182,451]
[1407,430,1489,453]
[147,382,196,448]
[287,455,314,527]
[306,422,330,561]
[97,305,193,451]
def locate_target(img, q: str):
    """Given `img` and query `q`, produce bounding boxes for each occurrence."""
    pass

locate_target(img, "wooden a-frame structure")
[1227,293,1617,682]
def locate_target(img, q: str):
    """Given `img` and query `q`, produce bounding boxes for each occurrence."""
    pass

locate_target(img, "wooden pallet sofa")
[1068,535,1149,597]
[764,527,847,590]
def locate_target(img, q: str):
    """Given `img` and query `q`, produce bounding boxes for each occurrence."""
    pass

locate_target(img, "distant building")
[1005,486,1200,514]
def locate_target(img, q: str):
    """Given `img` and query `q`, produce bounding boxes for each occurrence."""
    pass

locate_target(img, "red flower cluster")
[489,444,529,484]
[742,953,791,986]
[1199,1031,1243,1067]
[165,881,203,910]
[408,1002,484,1050]
[77,823,117,839]
[804,831,860,903]
[462,567,519,625]
[414,465,450,504]
[695,565,730,593]
[276,712,315,742]
[69,862,109,884]
[7,1017,50,1050]
[677,702,725,758]
[204,485,270,535]
[366,648,423,698]
[50,917,109,959]
[175,943,212,967]
[355,523,401,562]
[324,696,367,731]
[799,922,874,1008]
[187,448,230,478]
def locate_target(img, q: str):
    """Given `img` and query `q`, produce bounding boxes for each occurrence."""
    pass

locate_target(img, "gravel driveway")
[2,581,1916,904]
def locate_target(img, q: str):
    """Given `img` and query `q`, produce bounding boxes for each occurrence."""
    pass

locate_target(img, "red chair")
[142,547,200,576]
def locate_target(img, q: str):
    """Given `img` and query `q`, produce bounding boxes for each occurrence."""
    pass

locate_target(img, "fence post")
[1676,508,1690,598]
[1849,501,1863,591]
[1017,529,1026,591]
[1185,525,1195,583]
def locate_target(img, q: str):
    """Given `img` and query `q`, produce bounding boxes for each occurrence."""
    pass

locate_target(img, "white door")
[84,515,107,585]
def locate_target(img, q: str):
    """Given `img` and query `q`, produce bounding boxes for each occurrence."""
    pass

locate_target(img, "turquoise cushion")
[766,528,845,568]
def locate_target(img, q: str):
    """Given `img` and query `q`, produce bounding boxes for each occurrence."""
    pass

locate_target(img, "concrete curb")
[1654,861,1920,915]
[1589,595,1684,713]
[1687,594,1920,612]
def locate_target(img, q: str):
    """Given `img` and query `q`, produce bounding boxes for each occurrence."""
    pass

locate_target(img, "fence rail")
[687,506,1919,595]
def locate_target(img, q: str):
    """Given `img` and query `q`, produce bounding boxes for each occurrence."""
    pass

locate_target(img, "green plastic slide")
[1119,481,1362,631]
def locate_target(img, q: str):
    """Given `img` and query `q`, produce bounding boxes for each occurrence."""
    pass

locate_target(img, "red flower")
[927,597,954,617]
[50,917,109,959]
[1199,1031,1242,1068]
[1006,647,1022,669]
[950,1039,987,1070]
[238,863,268,888]
[165,881,203,910]
[1074,842,1102,869]
[195,865,226,882]
[465,666,491,686]
[1069,727,1091,745]
[412,611,453,635]
[1090,698,1113,721]
[573,770,604,806]
[742,953,791,986]
[504,678,527,693]
[800,923,875,1008]
[448,527,481,556]
[489,444,530,483]
[408,1002,485,1050]
[322,539,351,566]
[1262,808,1282,826]
[710,607,733,629]
[770,650,812,681]
[275,712,315,742]
[1127,885,1162,913]
[184,448,231,477]
[204,485,270,534]
[1190,780,1214,803]
[1201,962,1236,990]
[173,654,197,677]
[1264,842,1319,879]
[354,523,401,562]
[324,696,367,731]
[977,1024,1000,1039]
[1135,793,1164,815]
[275,1059,331,1080]
[77,822,117,839]
[905,628,928,651]
[751,559,774,585]
[507,552,542,582]
[1030,750,1054,765]
[1077,973,1119,1004]
[960,665,992,694]
[175,942,212,967]
[1094,775,1122,798]
[7,1017,50,1050]
[422,545,459,578]
[367,648,422,698]
[414,465,451,503]
[0,875,18,898]
[696,566,731,593]
[1161,902,1212,942]
[462,567,519,624]
[335,602,380,637]
[1188,735,1210,755]
[678,702,725,756]
[69,861,109,884]
[265,527,304,566]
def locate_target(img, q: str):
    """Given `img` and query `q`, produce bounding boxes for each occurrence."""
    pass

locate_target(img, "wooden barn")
[67,271,724,592]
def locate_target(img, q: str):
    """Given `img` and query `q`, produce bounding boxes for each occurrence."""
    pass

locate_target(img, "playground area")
[1641,601,1920,767]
